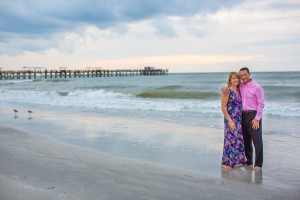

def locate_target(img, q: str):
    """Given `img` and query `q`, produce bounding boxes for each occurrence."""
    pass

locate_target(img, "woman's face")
[230,75,240,86]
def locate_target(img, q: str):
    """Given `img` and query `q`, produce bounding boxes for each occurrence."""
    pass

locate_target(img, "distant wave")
[136,91,219,99]
[264,85,300,102]
[156,85,184,90]
[74,85,135,90]
[0,79,33,84]
[264,85,300,90]
[57,91,69,96]
[45,79,71,83]
[0,82,14,86]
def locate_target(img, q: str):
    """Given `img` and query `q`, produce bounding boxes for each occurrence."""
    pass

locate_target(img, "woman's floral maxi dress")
[222,89,247,168]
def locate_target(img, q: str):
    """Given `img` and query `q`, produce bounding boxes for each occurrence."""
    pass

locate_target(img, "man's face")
[239,70,251,83]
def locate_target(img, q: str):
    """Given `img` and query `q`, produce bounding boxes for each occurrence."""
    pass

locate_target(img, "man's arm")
[221,87,230,96]
[252,86,264,130]
[255,86,265,120]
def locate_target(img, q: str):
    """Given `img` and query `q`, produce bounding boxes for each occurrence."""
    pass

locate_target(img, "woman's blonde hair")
[227,72,240,87]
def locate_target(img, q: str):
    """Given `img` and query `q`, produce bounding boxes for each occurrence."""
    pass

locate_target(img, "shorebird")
[28,110,33,120]
[13,109,18,115]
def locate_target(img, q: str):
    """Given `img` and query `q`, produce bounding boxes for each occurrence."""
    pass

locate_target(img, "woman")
[221,72,247,169]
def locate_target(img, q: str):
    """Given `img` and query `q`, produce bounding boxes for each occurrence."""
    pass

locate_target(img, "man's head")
[239,67,251,83]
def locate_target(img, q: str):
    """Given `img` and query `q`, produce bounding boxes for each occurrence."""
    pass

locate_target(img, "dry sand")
[1,124,299,200]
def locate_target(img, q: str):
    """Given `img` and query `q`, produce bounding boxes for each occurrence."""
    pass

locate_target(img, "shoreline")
[1,107,300,199]
[1,125,299,200]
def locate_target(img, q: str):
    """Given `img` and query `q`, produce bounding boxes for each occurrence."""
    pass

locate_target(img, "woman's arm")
[221,94,236,130]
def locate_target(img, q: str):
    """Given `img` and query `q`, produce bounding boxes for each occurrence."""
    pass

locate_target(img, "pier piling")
[0,67,168,80]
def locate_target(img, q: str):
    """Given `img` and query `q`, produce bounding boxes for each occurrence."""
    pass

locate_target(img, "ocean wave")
[45,79,71,83]
[291,133,300,138]
[57,91,69,96]
[264,86,300,92]
[265,91,300,102]
[156,85,184,90]
[2,88,300,120]
[0,79,34,84]
[136,91,219,99]
[74,85,135,91]
[0,82,15,86]
[64,89,131,100]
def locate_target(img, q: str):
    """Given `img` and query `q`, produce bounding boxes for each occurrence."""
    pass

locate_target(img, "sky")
[0,0,299,73]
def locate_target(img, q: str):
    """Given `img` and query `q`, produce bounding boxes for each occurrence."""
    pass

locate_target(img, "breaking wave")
[136,91,219,99]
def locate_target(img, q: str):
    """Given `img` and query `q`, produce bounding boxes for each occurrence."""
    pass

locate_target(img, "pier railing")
[0,67,168,80]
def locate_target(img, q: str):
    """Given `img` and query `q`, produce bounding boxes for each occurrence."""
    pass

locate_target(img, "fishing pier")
[0,67,168,80]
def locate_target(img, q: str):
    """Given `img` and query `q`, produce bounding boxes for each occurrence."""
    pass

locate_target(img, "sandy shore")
[0,125,299,200]
[1,107,300,199]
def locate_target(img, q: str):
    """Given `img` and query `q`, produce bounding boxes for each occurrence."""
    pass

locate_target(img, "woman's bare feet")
[222,164,232,170]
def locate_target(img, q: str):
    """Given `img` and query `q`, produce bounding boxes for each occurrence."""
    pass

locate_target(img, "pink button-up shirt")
[239,79,265,120]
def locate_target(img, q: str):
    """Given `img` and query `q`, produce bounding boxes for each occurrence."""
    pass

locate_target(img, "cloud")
[151,18,177,38]
[0,0,243,55]
[82,54,266,69]
[266,0,300,11]
[1,0,243,34]
[253,37,300,46]
[1,0,299,72]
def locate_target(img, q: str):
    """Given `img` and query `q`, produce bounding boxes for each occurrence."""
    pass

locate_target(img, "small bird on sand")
[28,110,33,120]
[14,109,18,115]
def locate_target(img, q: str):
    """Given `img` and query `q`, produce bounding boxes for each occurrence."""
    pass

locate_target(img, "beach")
[1,0,300,198]
[1,108,300,200]
[1,72,300,199]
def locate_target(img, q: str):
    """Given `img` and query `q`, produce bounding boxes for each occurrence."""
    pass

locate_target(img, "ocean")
[1,71,300,138]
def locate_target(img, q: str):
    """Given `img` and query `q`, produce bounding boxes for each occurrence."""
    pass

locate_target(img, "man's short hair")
[239,67,250,74]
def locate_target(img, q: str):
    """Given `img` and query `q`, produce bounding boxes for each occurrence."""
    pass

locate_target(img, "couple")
[221,67,264,172]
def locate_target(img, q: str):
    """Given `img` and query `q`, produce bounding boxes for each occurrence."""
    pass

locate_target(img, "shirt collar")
[242,79,253,86]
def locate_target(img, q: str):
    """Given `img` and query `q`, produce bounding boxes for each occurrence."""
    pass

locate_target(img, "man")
[223,67,265,171]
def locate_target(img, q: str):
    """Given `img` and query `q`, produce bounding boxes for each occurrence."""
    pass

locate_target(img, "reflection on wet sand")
[221,166,262,184]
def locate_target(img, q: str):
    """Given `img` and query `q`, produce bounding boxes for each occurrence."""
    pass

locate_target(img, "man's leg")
[242,113,253,165]
[251,119,263,168]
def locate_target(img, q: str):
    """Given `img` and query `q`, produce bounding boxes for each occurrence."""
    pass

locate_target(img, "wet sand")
[0,108,299,199]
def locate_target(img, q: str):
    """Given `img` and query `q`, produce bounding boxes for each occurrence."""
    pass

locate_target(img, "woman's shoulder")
[228,88,235,93]
[229,88,240,97]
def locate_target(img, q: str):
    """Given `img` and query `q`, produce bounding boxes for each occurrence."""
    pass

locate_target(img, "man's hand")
[221,87,230,96]
[252,119,260,130]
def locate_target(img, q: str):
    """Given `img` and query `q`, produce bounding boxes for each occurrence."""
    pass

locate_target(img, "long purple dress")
[222,89,247,168]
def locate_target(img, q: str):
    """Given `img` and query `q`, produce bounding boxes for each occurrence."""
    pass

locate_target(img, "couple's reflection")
[221,166,262,184]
